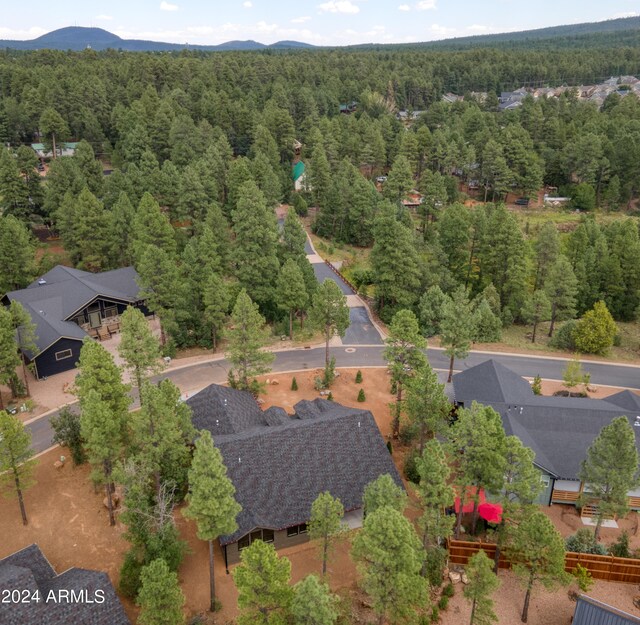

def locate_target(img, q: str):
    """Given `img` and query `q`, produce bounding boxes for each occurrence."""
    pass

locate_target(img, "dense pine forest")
[1,40,640,354]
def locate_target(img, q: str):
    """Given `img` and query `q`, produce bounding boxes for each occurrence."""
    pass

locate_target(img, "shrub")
[291,377,298,391]
[573,301,617,355]
[314,376,325,391]
[399,420,418,445]
[549,319,578,350]
[610,531,631,558]
[386,440,393,454]
[357,388,366,402]
[572,564,594,593]
[532,374,542,396]
[327,392,333,401]
[430,605,440,623]
[442,582,455,598]
[403,450,420,483]
[50,407,87,466]
[292,193,308,217]
[323,356,336,387]
[438,596,449,611]
[565,528,607,555]
[355,369,363,384]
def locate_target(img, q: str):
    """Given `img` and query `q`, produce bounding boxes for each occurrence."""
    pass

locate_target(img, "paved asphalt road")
[28,344,640,454]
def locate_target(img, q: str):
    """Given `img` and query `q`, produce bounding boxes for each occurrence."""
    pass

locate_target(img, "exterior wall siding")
[34,338,84,379]
[224,528,311,565]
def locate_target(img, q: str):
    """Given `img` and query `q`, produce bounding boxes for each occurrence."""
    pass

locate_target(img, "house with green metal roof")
[292,161,306,191]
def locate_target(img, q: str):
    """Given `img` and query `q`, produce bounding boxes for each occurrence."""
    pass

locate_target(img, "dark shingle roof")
[5,265,141,357]
[606,390,640,412]
[187,385,403,545]
[453,360,640,480]
[574,595,640,625]
[0,544,130,625]
[452,359,534,405]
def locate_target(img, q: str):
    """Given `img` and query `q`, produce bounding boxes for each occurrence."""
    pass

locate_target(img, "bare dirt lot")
[3,368,640,624]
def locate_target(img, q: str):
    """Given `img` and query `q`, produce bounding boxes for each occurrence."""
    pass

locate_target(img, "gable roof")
[453,360,640,479]
[0,544,129,625]
[5,265,141,357]
[292,161,305,182]
[574,595,640,625]
[187,385,403,545]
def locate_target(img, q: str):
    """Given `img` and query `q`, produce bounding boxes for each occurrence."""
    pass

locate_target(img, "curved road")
[28,344,640,454]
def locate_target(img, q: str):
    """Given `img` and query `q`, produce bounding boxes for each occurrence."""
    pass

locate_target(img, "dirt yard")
[3,368,640,625]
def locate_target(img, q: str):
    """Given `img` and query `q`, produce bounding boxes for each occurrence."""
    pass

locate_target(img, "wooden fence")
[323,259,358,294]
[448,539,640,584]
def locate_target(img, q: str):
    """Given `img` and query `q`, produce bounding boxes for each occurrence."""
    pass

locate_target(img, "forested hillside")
[1,42,640,355]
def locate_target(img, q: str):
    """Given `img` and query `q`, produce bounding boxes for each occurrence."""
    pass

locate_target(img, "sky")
[1,1,639,46]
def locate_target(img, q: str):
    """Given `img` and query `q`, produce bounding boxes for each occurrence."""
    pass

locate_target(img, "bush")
[430,605,440,623]
[571,183,596,211]
[292,193,308,217]
[442,582,455,598]
[398,420,418,445]
[291,377,298,391]
[50,407,87,466]
[573,301,617,355]
[565,528,607,555]
[403,450,420,483]
[119,550,144,599]
[549,320,577,350]
[386,440,393,455]
[327,392,333,401]
[438,596,449,611]
[532,374,542,396]
[357,388,366,402]
[355,369,363,384]
[610,531,631,558]
[572,564,594,593]
[323,356,336,387]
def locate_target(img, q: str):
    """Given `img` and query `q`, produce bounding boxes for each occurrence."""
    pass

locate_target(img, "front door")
[89,311,101,328]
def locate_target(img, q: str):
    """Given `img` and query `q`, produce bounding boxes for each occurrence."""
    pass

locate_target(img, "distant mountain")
[1,17,640,53]
[0,26,314,52]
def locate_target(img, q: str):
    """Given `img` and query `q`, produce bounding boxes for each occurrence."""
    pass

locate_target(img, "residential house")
[339,101,358,114]
[31,142,78,159]
[292,161,306,191]
[573,595,640,625]
[442,93,462,104]
[185,384,404,566]
[2,265,149,378]
[0,543,129,625]
[452,359,640,510]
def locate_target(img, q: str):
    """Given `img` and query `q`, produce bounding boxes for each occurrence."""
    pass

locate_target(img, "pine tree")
[352,507,427,625]
[405,363,451,450]
[281,210,308,262]
[76,340,131,525]
[109,192,136,266]
[562,357,589,392]
[118,306,162,395]
[544,256,578,337]
[233,540,293,625]
[418,285,448,337]
[184,430,241,610]
[309,492,345,576]
[0,148,30,220]
[8,301,36,398]
[533,222,560,290]
[471,298,502,343]
[355,369,363,383]
[39,107,69,159]
[0,412,35,525]
[291,575,338,625]
[363,473,407,517]
[50,407,86,466]
[202,273,230,352]
[131,192,177,263]
[0,215,36,294]
[383,154,414,204]
[276,259,308,340]
[522,290,551,344]
[448,402,507,537]
[308,143,332,210]
[226,290,274,393]
[137,558,185,625]
[573,300,617,355]
[383,309,427,438]
[231,181,280,310]
[464,550,500,625]
[357,388,366,402]
[0,307,23,408]
[415,440,455,561]
[507,510,569,623]
[579,416,639,540]
[308,279,350,369]
[532,375,542,395]
[441,287,474,382]
[291,377,298,391]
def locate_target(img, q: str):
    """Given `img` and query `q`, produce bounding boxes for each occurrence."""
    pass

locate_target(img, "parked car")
[376,175,387,183]
[515,197,530,206]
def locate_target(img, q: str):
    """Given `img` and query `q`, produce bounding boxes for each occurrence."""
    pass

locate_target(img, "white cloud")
[398,4,410,11]
[160,1,179,11]
[416,0,436,10]
[243,1,253,7]
[317,1,360,15]
[95,14,113,21]
[291,15,311,23]
[0,26,47,39]
[428,23,456,38]
[611,11,639,18]
[467,24,488,32]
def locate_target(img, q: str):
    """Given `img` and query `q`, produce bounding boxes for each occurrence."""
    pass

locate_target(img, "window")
[540,474,550,488]
[299,523,308,534]
[287,523,307,537]
[238,535,250,551]
[262,529,274,543]
[238,528,274,550]
[103,307,117,319]
[55,349,73,361]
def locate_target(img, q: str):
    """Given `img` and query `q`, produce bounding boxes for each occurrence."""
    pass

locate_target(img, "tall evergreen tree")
[0,412,36,525]
[131,192,177,262]
[383,309,427,438]
[464,550,500,625]
[308,279,350,369]
[276,259,308,340]
[39,107,69,159]
[308,491,345,576]
[137,558,185,625]
[544,256,578,337]
[0,215,36,294]
[184,429,241,610]
[363,473,407,517]
[383,154,414,204]
[291,575,338,625]
[441,287,474,382]
[202,273,230,352]
[522,290,551,344]
[226,290,274,393]
[579,416,639,540]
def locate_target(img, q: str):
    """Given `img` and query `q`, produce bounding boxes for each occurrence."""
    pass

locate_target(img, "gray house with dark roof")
[2,265,149,378]
[573,595,640,625]
[0,544,129,625]
[452,360,640,509]
[185,385,404,566]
